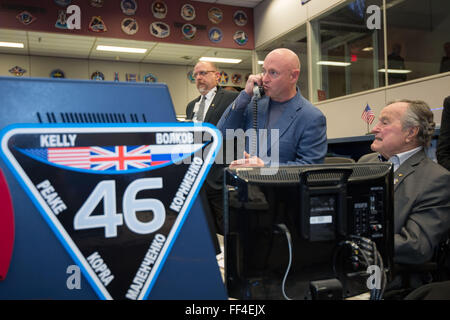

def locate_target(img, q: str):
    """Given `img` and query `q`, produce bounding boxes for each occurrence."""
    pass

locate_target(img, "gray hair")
[390,99,436,147]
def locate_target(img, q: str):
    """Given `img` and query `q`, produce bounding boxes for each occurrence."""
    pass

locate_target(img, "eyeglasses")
[261,68,281,79]
[193,70,216,79]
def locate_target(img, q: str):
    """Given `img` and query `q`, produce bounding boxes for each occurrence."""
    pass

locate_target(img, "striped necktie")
[195,95,206,121]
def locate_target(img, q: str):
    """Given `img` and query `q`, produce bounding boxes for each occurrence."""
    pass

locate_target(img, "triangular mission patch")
[0,124,220,300]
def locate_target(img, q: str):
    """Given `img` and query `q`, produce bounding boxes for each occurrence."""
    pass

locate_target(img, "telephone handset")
[253,85,265,100]
[250,84,264,155]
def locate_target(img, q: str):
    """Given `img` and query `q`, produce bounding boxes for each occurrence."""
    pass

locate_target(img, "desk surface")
[328,134,375,144]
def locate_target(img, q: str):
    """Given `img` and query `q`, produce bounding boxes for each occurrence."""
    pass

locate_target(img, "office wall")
[254,0,450,139]
[316,73,450,139]
[0,53,249,116]
[254,0,344,48]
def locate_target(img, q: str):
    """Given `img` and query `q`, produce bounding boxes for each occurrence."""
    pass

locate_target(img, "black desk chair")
[324,157,355,164]
[385,233,450,299]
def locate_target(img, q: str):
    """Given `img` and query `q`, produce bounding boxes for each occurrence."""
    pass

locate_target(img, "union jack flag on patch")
[19,144,201,173]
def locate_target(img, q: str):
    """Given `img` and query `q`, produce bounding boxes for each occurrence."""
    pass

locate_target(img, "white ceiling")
[0,28,253,69]
[0,0,265,70]
[0,27,255,69]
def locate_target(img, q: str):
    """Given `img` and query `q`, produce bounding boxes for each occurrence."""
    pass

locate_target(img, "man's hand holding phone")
[244,74,263,97]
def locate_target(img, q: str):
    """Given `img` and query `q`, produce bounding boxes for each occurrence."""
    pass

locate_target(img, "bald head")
[266,48,301,71]
[261,48,301,102]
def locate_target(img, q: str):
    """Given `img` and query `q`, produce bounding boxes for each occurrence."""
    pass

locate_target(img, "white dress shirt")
[192,87,217,122]
[388,146,422,172]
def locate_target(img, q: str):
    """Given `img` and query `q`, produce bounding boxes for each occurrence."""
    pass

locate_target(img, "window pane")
[385,0,450,84]
[311,0,384,102]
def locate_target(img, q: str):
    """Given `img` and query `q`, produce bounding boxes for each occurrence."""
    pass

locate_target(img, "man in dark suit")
[387,43,407,84]
[437,96,450,171]
[186,61,238,124]
[186,61,238,235]
[358,99,450,265]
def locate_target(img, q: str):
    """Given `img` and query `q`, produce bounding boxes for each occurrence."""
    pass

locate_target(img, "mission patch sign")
[0,123,221,300]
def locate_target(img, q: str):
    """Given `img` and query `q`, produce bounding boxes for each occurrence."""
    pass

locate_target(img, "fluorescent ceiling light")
[0,41,24,48]
[317,61,351,67]
[199,57,242,64]
[378,68,412,74]
[96,45,147,54]
[362,47,373,52]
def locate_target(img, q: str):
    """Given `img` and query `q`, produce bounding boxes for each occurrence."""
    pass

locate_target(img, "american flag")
[20,144,200,172]
[361,104,375,124]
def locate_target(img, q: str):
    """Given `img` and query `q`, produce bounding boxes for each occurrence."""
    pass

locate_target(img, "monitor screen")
[224,163,394,300]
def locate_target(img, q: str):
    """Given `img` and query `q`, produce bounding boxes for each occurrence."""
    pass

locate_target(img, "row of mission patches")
[17,0,249,44]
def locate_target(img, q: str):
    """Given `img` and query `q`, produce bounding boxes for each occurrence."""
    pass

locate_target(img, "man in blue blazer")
[216,48,327,168]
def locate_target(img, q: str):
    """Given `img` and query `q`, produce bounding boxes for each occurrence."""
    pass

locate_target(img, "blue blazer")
[216,90,327,165]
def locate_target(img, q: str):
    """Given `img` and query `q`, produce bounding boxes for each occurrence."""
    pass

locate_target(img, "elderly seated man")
[359,99,450,265]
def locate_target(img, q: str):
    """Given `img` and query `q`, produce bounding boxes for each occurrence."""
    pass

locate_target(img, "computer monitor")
[224,163,394,300]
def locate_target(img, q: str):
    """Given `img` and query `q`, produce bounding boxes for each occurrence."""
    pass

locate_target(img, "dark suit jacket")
[437,96,450,171]
[186,86,239,125]
[359,150,450,264]
[186,87,239,189]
